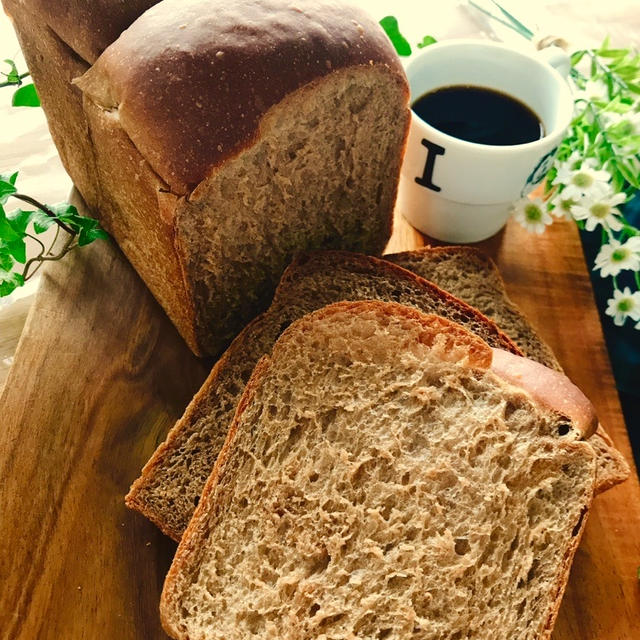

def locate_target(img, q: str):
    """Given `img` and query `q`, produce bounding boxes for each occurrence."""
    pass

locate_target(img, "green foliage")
[1,58,38,106]
[379,16,412,56]
[0,172,108,297]
[12,83,40,107]
[417,35,437,49]
[557,38,640,203]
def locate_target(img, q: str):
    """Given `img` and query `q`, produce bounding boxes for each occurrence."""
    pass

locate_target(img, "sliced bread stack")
[126,248,628,541]
[160,301,597,640]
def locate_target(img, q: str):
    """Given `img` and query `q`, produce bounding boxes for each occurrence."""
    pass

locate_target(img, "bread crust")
[76,0,408,194]
[490,348,598,439]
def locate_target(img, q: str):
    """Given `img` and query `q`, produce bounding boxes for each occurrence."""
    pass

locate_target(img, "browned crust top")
[76,0,408,194]
[11,0,159,63]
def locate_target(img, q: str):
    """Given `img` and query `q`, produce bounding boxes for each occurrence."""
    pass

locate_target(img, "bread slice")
[386,246,630,493]
[386,246,560,369]
[126,252,522,540]
[160,301,596,640]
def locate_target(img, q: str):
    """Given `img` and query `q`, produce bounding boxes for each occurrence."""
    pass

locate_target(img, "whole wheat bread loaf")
[4,0,410,356]
[386,246,630,493]
[126,251,522,540]
[160,301,596,640]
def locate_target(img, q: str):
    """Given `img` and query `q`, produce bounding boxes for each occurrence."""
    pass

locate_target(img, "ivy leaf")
[48,202,80,225]
[379,16,412,57]
[0,269,24,297]
[1,237,26,263]
[0,204,21,242]
[417,35,437,49]
[7,208,34,235]
[12,83,40,107]
[0,249,13,272]
[30,209,56,233]
[75,218,109,246]
[2,59,19,84]
[0,176,17,204]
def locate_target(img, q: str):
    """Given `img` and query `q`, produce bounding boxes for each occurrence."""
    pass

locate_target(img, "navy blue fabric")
[579,193,640,469]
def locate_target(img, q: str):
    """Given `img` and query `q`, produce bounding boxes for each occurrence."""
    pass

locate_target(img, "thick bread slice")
[126,252,522,540]
[386,246,561,369]
[160,301,596,640]
[386,246,630,493]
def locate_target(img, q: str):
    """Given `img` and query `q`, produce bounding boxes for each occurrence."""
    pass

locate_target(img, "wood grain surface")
[0,195,639,639]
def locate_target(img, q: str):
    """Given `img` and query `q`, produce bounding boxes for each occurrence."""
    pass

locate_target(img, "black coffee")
[412,85,544,146]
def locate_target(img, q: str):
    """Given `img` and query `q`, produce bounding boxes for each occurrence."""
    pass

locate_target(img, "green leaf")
[0,269,24,297]
[77,227,107,246]
[597,49,630,59]
[12,83,40,107]
[6,208,35,235]
[1,237,27,263]
[616,161,640,188]
[31,209,55,234]
[3,59,19,84]
[379,16,412,57]
[0,249,13,271]
[48,202,78,223]
[570,50,586,66]
[0,204,20,242]
[48,203,107,243]
[417,35,437,49]
[0,177,17,204]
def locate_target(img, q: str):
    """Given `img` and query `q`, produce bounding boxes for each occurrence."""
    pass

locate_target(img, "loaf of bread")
[160,301,596,640]
[126,251,522,540]
[3,0,410,356]
[127,248,627,540]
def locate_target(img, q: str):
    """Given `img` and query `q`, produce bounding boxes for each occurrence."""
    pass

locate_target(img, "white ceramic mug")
[398,39,574,243]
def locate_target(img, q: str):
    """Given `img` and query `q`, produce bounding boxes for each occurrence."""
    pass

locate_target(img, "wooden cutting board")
[0,192,639,639]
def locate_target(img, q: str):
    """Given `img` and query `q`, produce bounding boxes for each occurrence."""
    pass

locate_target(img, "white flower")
[573,78,610,104]
[570,188,626,232]
[605,287,640,326]
[594,237,640,277]
[558,163,612,201]
[610,110,640,137]
[511,197,553,234]
[549,195,577,220]
[552,152,582,186]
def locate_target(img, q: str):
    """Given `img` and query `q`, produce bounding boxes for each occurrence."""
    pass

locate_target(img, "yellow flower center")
[590,203,610,218]
[524,204,543,222]
[618,298,633,312]
[612,248,629,262]
[573,172,593,188]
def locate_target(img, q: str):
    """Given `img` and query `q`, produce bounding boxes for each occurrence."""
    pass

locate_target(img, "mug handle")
[537,45,571,79]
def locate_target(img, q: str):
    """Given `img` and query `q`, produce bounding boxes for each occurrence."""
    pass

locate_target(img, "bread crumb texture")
[162,302,595,640]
